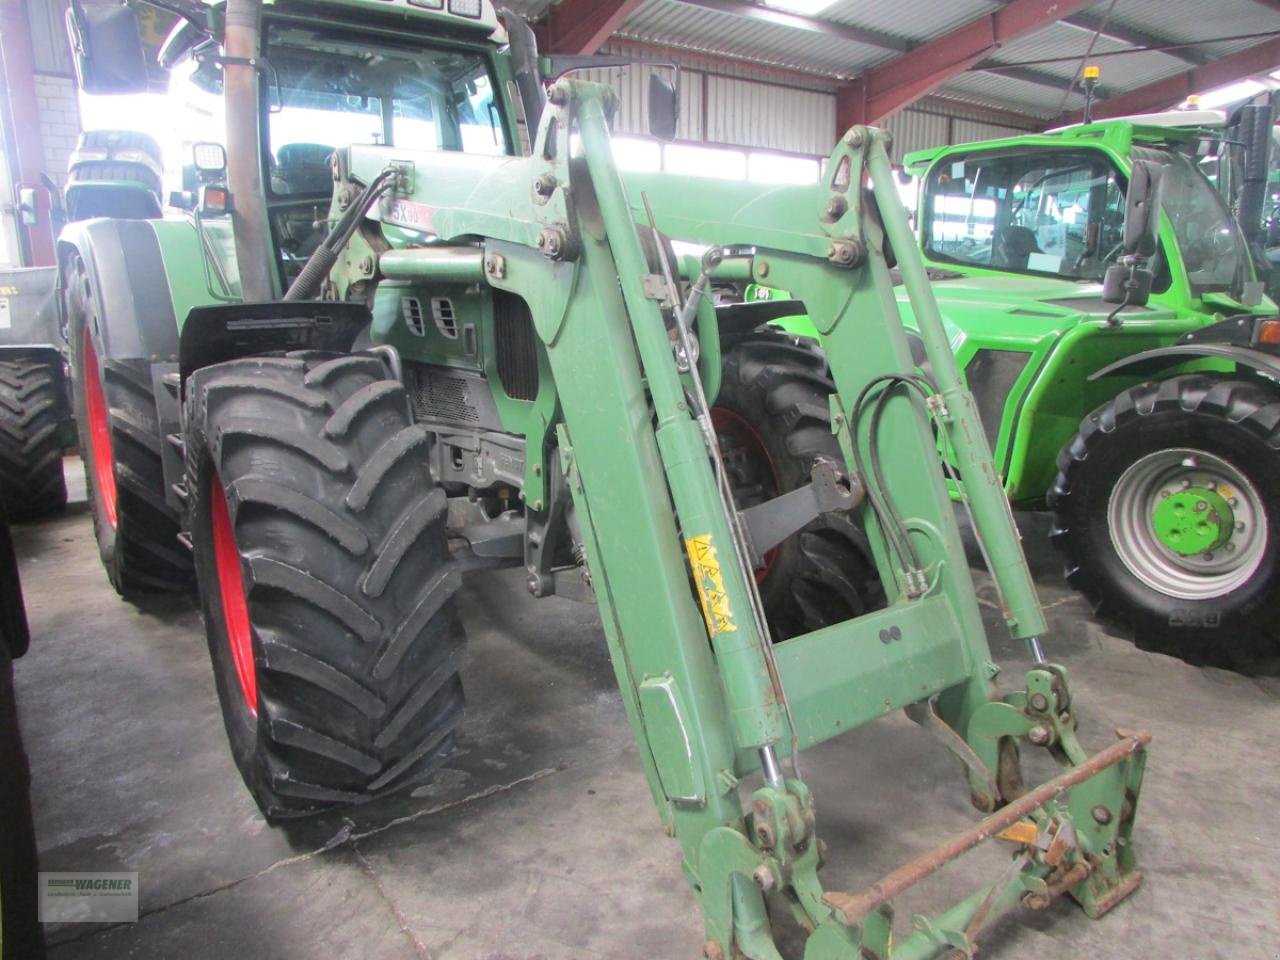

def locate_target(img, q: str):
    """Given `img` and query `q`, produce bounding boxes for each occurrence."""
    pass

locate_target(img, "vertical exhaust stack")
[1236,95,1276,258]
[223,0,277,301]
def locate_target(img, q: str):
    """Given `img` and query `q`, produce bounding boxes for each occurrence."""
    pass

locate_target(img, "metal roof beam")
[670,0,909,53]
[1069,36,1280,120]
[544,0,647,54]
[974,62,1107,99]
[1058,13,1208,65]
[835,0,1096,129]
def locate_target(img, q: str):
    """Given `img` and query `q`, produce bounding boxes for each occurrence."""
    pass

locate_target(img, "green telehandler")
[60,1,1151,956]
[764,107,1280,661]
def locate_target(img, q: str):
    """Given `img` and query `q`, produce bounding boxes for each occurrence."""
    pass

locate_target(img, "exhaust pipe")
[223,0,277,301]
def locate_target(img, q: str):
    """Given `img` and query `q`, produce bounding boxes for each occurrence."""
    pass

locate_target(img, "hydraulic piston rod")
[867,141,1047,643]
[577,91,788,752]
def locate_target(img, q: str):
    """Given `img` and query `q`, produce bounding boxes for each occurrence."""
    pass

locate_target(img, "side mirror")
[1102,158,1165,308]
[64,2,150,95]
[17,187,39,227]
[648,73,679,143]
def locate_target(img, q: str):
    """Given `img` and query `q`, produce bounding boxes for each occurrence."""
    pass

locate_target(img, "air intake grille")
[431,298,457,339]
[402,297,425,336]
[410,368,479,424]
[494,291,539,402]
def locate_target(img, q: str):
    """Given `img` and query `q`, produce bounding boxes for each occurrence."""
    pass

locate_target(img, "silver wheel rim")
[1107,447,1267,601]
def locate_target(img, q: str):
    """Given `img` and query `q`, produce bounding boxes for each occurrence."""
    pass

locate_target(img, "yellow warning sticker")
[686,534,738,636]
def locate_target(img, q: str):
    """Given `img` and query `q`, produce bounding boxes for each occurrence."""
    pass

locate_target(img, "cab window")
[924,150,1132,283]
[264,23,510,197]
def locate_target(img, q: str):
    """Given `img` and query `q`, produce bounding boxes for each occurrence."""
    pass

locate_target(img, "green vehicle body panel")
[776,118,1276,508]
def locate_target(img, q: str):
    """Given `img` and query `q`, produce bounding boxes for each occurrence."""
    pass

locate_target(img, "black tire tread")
[0,358,67,521]
[1049,373,1280,658]
[186,353,465,819]
[717,329,883,638]
[66,253,191,596]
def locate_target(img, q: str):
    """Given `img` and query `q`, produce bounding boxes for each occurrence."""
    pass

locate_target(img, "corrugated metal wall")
[704,76,835,156]
[950,118,1033,145]
[592,39,1038,161]
[575,62,705,143]
[594,41,838,153]
[880,109,950,159]
[878,108,1037,162]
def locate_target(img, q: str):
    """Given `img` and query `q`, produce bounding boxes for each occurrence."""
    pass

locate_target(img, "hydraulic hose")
[283,169,397,301]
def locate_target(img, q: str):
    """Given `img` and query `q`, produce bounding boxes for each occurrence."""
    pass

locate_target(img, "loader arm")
[333,79,1149,960]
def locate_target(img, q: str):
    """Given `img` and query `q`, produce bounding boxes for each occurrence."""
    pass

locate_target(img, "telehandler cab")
[60,1,1151,956]
[765,107,1280,660]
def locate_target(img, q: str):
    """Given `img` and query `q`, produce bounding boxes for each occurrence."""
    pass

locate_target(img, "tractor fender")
[57,219,179,362]
[1088,344,1280,384]
[178,300,371,384]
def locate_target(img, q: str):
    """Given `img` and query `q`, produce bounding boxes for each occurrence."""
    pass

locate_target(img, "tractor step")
[150,363,185,515]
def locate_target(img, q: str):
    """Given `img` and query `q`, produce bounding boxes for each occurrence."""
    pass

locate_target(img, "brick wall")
[34,73,81,188]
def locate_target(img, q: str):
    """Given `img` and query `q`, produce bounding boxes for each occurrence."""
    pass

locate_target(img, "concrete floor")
[11,458,1279,959]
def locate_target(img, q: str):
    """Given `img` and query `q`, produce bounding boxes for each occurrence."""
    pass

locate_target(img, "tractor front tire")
[1050,374,1280,661]
[0,357,67,521]
[185,354,466,819]
[66,254,191,596]
[715,331,883,639]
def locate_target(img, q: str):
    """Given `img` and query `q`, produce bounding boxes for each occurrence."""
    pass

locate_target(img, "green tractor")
[0,128,165,521]
[60,1,1153,956]
[767,111,1280,660]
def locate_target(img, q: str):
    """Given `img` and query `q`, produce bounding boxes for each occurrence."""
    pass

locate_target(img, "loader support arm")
[332,78,1150,960]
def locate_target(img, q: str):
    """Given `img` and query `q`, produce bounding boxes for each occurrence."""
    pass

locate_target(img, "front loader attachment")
[338,78,1151,959]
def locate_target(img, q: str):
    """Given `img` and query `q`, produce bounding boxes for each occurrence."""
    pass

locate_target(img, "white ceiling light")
[761,0,837,16]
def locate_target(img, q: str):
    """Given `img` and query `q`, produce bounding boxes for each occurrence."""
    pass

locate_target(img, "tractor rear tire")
[715,331,883,639]
[185,353,466,819]
[0,358,67,521]
[1049,374,1280,662]
[66,254,191,597]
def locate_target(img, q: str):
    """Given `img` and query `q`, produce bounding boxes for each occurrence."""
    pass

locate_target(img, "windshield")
[263,24,509,194]
[922,149,1134,284]
[1143,147,1249,297]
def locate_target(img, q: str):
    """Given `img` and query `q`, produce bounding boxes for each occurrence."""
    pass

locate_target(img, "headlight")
[448,0,481,18]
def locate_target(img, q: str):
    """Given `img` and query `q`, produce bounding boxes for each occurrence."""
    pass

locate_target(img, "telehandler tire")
[185,353,466,819]
[1050,374,1280,661]
[0,358,67,521]
[715,331,883,639]
[66,254,191,596]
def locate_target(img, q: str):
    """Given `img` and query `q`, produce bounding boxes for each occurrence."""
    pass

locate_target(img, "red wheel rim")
[710,405,781,582]
[82,328,118,527]
[209,473,257,716]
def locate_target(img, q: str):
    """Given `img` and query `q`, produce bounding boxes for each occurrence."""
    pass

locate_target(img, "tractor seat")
[273,142,335,195]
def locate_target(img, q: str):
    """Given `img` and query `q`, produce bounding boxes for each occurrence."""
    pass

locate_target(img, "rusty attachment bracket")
[823,731,1151,928]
